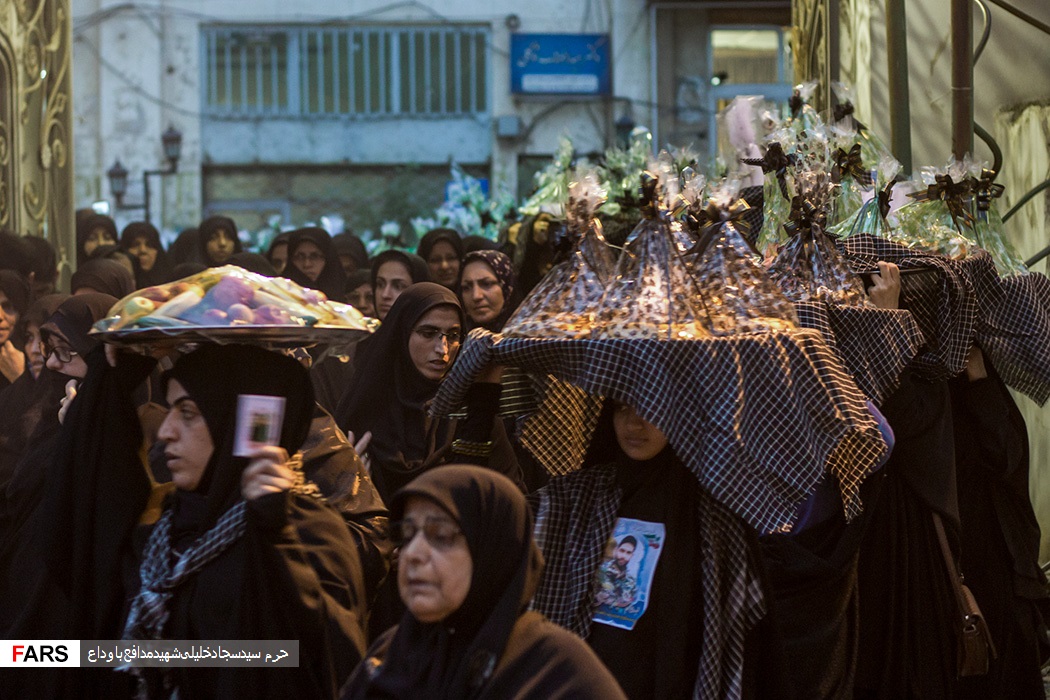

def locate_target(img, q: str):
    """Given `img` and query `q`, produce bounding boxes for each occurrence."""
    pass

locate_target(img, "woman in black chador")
[341,465,625,700]
[529,401,789,700]
[7,343,368,699]
[335,283,520,504]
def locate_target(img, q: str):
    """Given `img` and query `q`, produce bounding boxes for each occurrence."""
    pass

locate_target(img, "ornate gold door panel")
[792,0,837,114]
[0,0,74,276]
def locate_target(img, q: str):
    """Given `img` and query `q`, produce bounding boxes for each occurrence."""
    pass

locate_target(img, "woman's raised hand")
[241,446,295,500]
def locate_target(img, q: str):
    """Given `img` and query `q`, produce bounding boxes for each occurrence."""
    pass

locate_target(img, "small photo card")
[233,394,286,457]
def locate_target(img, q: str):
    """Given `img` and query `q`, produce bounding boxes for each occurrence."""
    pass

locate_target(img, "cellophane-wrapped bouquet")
[768,170,872,306]
[593,161,711,340]
[830,82,894,171]
[828,156,902,241]
[894,160,979,260]
[968,168,1028,276]
[684,182,799,334]
[502,170,617,339]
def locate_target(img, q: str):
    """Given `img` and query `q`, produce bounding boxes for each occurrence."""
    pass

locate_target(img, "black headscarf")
[162,344,315,534]
[70,258,135,299]
[228,252,277,277]
[462,235,500,253]
[168,228,200,266]
[336,283,462,472]
[283,228,348,302]
[370,250,430,292]
[198,216,242,266]
[120,221,173,288]
[171,262,207,280]
[0,230,32,277]
[345,269,372,294]
[358,465,543,699]
[22,235,58,297]
[333,233,370,273]
[417,228,465,262]
[40,293,117,361]
[459,250,518,332]
[0,270,31,346]
[75,213,118,266]
[266,232,291,273]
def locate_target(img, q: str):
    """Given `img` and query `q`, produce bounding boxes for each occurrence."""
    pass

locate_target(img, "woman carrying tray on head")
[3,342,369,700]
[529,399,791,700]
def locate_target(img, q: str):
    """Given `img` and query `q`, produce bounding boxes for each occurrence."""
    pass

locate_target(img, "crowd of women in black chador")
[1,217,1048,700]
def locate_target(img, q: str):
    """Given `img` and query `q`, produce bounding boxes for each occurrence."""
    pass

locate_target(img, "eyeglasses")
[412,325,462,346]
[44,344,78,363]
[393,517,464,550]
[293,252,325,264]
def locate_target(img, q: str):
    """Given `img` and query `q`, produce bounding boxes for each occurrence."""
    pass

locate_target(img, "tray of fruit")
[91,266,378,348]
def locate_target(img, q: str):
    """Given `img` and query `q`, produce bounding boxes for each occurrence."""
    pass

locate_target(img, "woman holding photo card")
[10,343,368,700]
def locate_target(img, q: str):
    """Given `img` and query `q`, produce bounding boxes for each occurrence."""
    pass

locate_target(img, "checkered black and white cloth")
[433,328,888,533]
[793,302,925,404]
[975,272,1050,405]
[839,233,978,378]
[839,233,1050,404]
[528,464,766,700]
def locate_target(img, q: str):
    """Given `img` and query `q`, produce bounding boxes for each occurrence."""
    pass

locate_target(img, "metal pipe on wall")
[951,0,973,160]
[885,0,913,174]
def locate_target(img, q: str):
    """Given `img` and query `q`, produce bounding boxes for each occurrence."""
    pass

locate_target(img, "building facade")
[71,0,791,238]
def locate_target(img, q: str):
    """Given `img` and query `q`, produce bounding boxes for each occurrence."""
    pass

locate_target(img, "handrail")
[1004,178,1050,224]
[971,0,1002,176]
[983,0,1050,37]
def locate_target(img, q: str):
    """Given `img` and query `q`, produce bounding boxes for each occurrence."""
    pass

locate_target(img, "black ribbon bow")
[906,173,975,233]
[832,144,873,186]
[741,143,796,200]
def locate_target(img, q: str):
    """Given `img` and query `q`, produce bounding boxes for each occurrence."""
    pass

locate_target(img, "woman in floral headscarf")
[458,251,519,333]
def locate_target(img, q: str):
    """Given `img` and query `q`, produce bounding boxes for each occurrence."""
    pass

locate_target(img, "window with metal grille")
[202,25,490,118]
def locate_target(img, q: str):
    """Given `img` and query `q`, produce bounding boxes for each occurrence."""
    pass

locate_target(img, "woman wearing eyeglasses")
[336,283,521,505]
[283,227,348,303]
[341,465,625,700]
[0,293,116,656]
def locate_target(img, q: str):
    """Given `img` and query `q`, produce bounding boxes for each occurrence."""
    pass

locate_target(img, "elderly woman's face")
[408,306,461,381]
[397,496,472,624]
[460,261,504,326]
[157,378,215,491]
[426,240,460,288]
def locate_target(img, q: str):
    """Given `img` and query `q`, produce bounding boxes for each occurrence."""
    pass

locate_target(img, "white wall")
[72,0,652,232]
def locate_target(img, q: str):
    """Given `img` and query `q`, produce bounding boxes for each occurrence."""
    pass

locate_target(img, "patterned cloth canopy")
[433,328,888,533]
